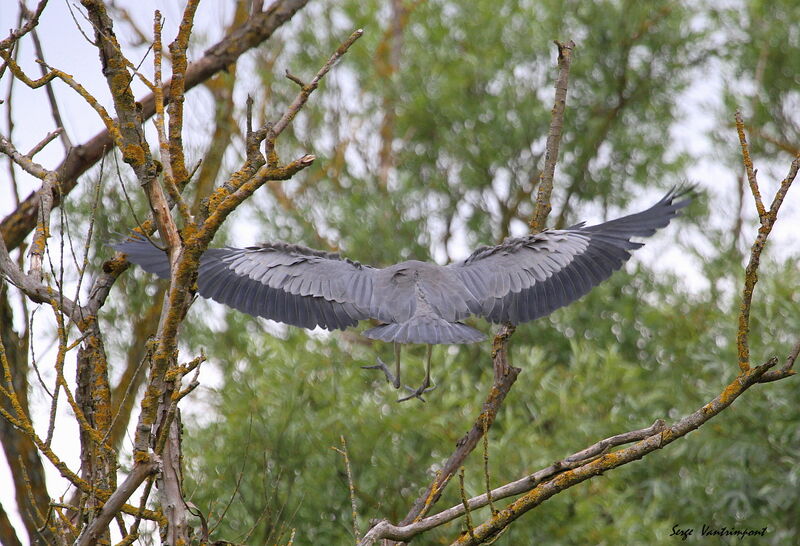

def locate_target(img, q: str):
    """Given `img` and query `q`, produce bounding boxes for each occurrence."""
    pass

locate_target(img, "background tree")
[0,1,798,545]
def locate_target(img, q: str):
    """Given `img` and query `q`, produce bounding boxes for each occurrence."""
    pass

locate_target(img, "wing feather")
[450,187,691,324]
[115,187,690,337]
[115,237,373,331]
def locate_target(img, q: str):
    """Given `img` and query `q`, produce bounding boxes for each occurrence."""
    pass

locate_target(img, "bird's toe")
[397,381,436,403]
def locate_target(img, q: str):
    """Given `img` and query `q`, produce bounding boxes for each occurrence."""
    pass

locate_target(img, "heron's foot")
[397,379,437,403]
[361,358,401,389]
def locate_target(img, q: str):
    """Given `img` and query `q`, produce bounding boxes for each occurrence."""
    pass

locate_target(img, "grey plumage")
[115,187,691,345]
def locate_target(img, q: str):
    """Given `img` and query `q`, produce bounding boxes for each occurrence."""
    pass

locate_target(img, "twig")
[734,111,766,220]
[784,341,800,372]
[744,123,800,156]
[0,133,53,179]
[333,436,360,542]
[64,0,97,46]
[26,309,52,399]
[396,43,576,533]
[481,416,496,515]
[112,151,163,250]
[27,24,73,150]
[68,0,156,90]
[165,1,199,209]
[285,69,305,87]
[65,156,105,332]
[0,0,47,50]
[102,341,152,447]
[0,215,83,321]
[399,330,520,526]
[458,468,475,541]
[126,474,158,542]
[207,414,252,538]
[151,10,192,224]
[25,128,63,158]
[18,459,48,531]
[264,28,364,165]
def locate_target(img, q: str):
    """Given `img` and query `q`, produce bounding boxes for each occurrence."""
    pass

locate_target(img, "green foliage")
[96,0,799,543]
[715,0,800,161]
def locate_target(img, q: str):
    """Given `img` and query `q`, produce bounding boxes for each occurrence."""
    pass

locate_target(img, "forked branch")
[734,112,800,372]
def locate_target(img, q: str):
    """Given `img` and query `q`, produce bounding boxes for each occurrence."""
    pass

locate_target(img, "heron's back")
[364,261,485,344]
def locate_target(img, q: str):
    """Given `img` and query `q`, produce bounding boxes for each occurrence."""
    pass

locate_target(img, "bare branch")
[0,0,48,50]
[264,29,364,165]
[27,25,73,150]
[736,140,799,372]
[284,69,305,87]
[734,111,766,220]
[165,0,200,204]
[0,225,81,321]
[458,468,475,541]
[0,134,51,179]
[394,44,577,535]
[784,340,800,372]
[529,39,575,233]
[73,460,159,546]
[25,128,63,159]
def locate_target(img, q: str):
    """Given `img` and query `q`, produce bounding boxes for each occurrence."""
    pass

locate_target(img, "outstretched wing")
[449,187,692,324]
[114,237,376,331]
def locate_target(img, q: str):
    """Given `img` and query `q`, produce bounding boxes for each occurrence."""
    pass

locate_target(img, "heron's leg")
[393,342,402,387]
[398,344,437,403]
[422,343,433,388]
[361,342,402,389]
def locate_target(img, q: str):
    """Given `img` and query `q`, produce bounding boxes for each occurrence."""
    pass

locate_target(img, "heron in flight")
[116,187,691,401]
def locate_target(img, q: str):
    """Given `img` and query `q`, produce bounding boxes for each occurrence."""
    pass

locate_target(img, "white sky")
[1,2,798,544]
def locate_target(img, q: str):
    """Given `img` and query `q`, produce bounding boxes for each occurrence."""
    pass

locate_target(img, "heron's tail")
[363,317,485,345]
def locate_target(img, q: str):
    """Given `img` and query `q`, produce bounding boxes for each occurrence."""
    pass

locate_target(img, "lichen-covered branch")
[734,111,766,219]
[361,419,666,543]
[398,327,520,530]
[735,115,799,373]
[165,0,199,196]
[451,357,788,545]
[0,134,58,281]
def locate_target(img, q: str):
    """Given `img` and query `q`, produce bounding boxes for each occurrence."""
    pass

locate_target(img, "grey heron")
[115,187,691,401]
